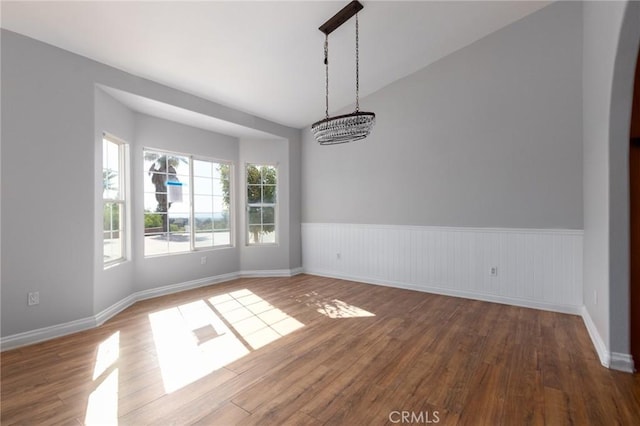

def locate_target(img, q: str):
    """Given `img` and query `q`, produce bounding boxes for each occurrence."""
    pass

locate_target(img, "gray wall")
[1,30,302,338]
[1,29,96,335]
[302,1,583,230]
[583,0,639,357]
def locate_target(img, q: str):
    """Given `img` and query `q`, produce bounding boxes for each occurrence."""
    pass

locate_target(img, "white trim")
[0,317,97,352]
[95,294,137,326]
[304,269,582,315]
[239,268,301,278]
[581,307,635,372]
[289,267,304,276]
[302,222,584,236]
[1,268,301,351]
[135,272,239,302]
[610,353,635,373]
[581,305,610,368]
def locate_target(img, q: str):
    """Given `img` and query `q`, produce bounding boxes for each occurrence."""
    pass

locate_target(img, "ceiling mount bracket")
[319,0,364,35]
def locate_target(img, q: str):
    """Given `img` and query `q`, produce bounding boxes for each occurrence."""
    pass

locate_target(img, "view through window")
[247,164,277,244]
[103,135,127,265]
[144,150,232,256]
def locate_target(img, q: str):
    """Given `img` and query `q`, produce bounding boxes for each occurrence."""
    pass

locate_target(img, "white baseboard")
[0,316,97,351]
[239,268,302,278]
[580,305,610,368]
[580,306,634,372]
[134,272,240,303]
[1,268,301,351]
[305,269,582,315]
[610,352,635,373]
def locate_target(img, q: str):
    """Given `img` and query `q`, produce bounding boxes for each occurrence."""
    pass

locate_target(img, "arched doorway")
[605,0,639,372]
[630,48,640,371]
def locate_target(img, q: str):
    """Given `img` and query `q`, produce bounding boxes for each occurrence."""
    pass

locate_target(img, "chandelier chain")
[355,13,359,112]
[311,2,375,145]
[324,35,329,119]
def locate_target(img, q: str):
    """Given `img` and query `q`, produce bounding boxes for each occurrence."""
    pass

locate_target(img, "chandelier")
[311,1,376,145]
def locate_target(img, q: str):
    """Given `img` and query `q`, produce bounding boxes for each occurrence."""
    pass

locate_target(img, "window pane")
[248,225,262,244]
[261,229,276,244]
[248,207,262,225]
[145,233,169,256]
[106,140,119,173]
[194,177,213,195]
[248,185,261,204]
[103,170,119,199]
[214,211,229,230]
[169,197,190,215]
[195,213,213,231]
[193,160,212,177]
[214,230,231,246]
[168,235,190,253]
[103,138,121,200]
[247,165,261,184]
[262,185,276,204]
[216,164,229,181]
[212,165,222,179]
[103,202,123,263]
[195,231,214,248]
[194,195,213,213]
[262,166,276,184]
[213,196,225,212]
[169,215,189,233]
[263,207,275,224]
[144,192,162,212]
[145,212,165,234]
[143,172,158,193]
[168,216,190,253]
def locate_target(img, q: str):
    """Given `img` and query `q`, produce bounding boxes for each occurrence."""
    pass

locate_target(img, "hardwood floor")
[2,275,639,425]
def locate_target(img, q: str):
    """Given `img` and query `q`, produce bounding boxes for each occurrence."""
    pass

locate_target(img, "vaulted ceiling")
[1,1,550,129]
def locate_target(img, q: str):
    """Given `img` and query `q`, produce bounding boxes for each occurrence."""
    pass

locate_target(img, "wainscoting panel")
[302,223,583,313]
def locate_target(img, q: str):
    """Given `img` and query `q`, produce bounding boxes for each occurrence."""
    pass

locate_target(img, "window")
[193,159,231,248]
[103,135,127,265]
[143,149,232,256]
[247,164,277,245]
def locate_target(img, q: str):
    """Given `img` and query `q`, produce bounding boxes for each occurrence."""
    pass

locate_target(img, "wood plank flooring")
[2,275,639,425]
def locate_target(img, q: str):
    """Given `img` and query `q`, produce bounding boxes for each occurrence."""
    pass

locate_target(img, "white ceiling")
[1,1,550,129]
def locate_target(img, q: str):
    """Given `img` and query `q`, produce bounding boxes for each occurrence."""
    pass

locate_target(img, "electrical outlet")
[28,291,40,306]
[489,267,498,277]
[201,256,207,265]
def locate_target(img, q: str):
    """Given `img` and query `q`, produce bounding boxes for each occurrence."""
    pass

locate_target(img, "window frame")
[245,162,278,246]
[103,133,128,267]
[192,155,234,251]
[143,147,234,258]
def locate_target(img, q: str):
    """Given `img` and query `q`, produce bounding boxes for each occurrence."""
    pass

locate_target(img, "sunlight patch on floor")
[209,289,304,350]
[316,299,376,318]
[149,290,304,393]
[85,331,120,425]
[296,291,376,319]
[149,300,249,393]
[92,331,120,380]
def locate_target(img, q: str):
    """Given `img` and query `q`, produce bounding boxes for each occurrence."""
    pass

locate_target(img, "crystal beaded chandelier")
[311,1,376,145]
